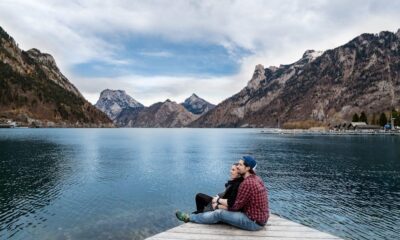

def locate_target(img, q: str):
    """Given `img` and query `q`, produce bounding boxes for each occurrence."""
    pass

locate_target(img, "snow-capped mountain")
[95,89,144,121]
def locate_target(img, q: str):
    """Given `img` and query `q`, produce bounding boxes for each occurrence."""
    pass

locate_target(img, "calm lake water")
[0,129,399,240]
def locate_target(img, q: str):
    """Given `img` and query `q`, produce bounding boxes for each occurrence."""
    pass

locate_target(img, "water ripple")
[0,129,399,240]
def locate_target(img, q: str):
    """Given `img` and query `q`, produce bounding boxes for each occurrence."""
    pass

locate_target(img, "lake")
[0,129,399,239]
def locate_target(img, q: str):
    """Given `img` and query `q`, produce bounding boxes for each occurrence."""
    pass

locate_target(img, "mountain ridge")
[0,26,112,127]
[191,29,400,128]
[95,90,215,127]
[117,99,197,127]
[180,93,215,115]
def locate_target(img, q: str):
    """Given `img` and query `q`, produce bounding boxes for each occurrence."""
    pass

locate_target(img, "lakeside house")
[349,122,381,131]
[333,122,382,131]
[0,120,17,128]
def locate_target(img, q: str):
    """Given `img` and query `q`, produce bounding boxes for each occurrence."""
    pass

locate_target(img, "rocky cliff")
[95,89,144,121]
[0,26,112,127]
[117,99,197,127]
[181,93,215,115]
[191,29,400,128]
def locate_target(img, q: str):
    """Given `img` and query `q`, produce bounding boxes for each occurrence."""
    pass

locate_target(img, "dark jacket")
[222,177,244,208]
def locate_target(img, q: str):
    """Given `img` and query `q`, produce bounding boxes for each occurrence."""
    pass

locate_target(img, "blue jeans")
[189,209,264,231]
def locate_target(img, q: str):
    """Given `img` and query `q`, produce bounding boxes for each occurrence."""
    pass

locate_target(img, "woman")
[192,163,243,214]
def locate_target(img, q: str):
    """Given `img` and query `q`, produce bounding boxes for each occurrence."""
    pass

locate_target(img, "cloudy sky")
[1,0,399,106]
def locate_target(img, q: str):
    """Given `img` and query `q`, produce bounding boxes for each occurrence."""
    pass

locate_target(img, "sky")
[1,0,400,106]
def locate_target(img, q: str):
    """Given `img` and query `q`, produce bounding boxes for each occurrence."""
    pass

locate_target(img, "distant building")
[354,125,381,130]
[348,122,381,131]
[350,122,367,128]
[333,122,382,131]
[0,120,16,128]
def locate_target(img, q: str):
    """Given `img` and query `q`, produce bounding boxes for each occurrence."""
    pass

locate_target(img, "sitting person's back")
[176,155,269,231]
[229,173,269,225]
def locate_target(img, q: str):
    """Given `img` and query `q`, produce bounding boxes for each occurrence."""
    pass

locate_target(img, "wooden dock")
[146,214,343,240]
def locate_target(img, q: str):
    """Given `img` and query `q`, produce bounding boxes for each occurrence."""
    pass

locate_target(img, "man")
[176,156,269,231]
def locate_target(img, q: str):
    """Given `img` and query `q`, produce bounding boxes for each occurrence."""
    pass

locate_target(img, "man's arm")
[218,204,228,210]
[212,197,228,207]
[212,201,228,210]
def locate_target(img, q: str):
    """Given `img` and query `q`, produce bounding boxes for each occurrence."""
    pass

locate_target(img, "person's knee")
[196,193,207,199]
[219,209,230,218]
[219,211,243,226]
[213,209,223,217]
[195,193,201,200]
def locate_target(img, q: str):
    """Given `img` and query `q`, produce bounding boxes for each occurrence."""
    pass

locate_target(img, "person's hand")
[212,196,218,204]
[212,202,218,210]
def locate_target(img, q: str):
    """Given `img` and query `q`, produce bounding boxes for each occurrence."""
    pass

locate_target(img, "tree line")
[352,109,399,127]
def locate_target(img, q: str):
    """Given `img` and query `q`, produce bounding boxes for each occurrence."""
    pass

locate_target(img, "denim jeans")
[189,209,264,231]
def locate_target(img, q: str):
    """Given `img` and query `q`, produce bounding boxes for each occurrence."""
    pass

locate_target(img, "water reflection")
[254,135,400,239]
[0,129,399,240]
[0,139,68,239]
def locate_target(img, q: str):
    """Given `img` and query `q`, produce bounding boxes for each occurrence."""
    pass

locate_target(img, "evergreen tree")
[379,113,388,127]
[371,113,377,125]
[359,111,368,124]
[352,113,359,122]
[392,109,399,126]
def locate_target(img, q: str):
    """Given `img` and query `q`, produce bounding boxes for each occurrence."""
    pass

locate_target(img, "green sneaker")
[175,210,190,223]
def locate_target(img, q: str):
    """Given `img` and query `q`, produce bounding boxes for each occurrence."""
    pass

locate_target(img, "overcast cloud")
[1,0,399,105]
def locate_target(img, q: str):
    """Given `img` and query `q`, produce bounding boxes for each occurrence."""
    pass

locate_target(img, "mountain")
[117,99,197,127]
[95,89,144,121]
[0,26,112,127]
[181,93,215,115]
[191,29,400,128]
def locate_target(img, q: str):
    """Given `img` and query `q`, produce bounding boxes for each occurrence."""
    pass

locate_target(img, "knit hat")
[242,155,257,170]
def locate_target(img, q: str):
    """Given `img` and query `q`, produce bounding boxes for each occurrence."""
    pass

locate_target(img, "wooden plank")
[181,223,314,232]
[181,221,306,229]
[147,237,338,240]
[147,232,340,240]
[181,225,325,234]
[147,226,341,240]
[145,214,343,240]
[168,228,339,238]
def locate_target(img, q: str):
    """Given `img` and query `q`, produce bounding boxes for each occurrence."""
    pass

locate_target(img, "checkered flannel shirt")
[229,174,269,225]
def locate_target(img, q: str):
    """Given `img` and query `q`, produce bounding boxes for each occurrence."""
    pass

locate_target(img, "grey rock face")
[0,28,82,98]
[246,64,266,91]
[118,99,197,127]
[26,48,83,97]
[191,29,400,128]
[95,89,144,121]
[181,93,215,115]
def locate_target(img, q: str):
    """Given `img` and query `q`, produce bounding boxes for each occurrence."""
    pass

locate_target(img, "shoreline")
[261,128,400,136]
[1,126,400,135]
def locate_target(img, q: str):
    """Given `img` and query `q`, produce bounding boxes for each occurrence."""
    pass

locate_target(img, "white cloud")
[139,51,173,58]
[1,0,400,105]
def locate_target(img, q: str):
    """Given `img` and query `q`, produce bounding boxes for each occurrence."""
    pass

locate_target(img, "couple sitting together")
[176,156,269,231]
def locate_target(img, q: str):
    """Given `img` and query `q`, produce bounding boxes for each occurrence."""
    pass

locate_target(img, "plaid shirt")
[229,174,269,224]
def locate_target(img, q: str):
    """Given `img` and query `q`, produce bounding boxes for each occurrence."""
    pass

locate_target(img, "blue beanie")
[242,156,257,170]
